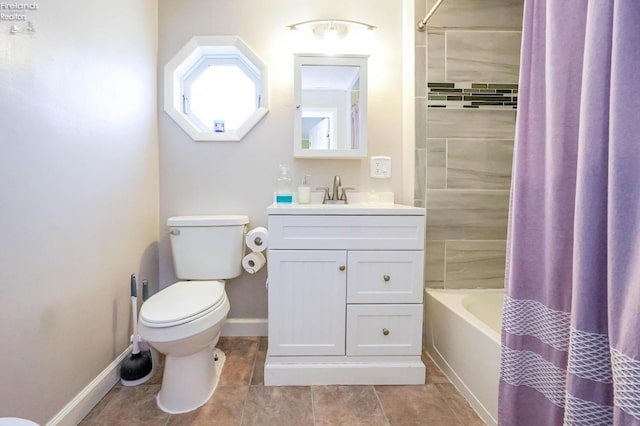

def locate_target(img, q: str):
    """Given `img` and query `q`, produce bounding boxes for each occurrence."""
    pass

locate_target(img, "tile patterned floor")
[80,337,484,426]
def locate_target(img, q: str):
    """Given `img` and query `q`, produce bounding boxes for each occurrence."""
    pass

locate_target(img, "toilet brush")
[120,274,153,386]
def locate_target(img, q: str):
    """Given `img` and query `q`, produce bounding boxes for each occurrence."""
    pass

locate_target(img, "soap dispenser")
[298,174,311,204]
[276,164,293,204]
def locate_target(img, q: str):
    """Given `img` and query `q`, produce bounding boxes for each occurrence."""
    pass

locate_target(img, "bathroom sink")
[267,192,425,216]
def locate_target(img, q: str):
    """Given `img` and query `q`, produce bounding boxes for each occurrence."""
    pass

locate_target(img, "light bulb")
[325,22,339,41]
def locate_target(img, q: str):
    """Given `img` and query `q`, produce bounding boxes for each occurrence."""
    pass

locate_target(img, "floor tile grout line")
[310,385,317,425]
[238,385,251,426]
[163,411,172,426]
[246,338,258,386]
[232,336,259,426]
[372,385,392,426]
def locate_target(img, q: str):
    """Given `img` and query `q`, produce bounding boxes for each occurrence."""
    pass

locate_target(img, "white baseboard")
[221,318,268,336]
[46,346,132,426]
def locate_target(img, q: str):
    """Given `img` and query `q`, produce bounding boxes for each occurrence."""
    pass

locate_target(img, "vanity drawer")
[347,251,423,304]
[267,214,425,250]
[346,304,423,356]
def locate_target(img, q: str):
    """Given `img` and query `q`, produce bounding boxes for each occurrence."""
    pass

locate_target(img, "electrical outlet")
[370,156,391,179]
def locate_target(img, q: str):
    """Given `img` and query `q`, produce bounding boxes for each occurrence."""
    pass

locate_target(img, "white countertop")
[267,202,425,216]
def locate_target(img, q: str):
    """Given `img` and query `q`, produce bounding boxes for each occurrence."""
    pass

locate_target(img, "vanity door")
[267,250,347,356]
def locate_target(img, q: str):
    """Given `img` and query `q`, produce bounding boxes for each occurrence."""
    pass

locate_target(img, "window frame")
[164,36,269,142]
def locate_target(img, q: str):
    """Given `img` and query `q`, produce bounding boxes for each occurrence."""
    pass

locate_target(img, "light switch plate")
[370,156,391,179]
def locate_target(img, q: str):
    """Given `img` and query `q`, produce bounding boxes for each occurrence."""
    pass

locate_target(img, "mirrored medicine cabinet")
[293,54,368,159]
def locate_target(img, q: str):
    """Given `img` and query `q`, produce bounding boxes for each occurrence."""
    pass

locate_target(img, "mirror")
[294,54,368,158]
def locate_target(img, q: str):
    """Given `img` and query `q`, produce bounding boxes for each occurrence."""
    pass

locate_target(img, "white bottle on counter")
[298,174,311,204]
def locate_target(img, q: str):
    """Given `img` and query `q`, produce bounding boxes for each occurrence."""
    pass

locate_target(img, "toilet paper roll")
[245,227,268,252]
[242,252,266,274]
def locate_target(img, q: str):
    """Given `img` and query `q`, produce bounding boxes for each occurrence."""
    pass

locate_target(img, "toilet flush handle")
[169,228,180,236]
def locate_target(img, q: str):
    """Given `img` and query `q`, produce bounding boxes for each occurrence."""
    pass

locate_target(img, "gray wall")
[0,1,159,423]
[158,0,410,318]
[417,0,523,290]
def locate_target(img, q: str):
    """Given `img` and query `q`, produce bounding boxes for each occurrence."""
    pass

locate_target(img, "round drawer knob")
[339,265,346,271]
[383,274,391,282]
[382,328,390,336]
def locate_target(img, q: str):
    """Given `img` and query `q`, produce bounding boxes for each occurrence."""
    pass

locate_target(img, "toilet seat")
[140,281,225,328]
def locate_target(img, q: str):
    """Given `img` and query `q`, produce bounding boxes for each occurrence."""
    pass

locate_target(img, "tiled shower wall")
[415,0,523,289]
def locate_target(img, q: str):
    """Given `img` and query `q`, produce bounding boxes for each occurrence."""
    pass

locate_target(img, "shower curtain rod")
[416,0,445,31]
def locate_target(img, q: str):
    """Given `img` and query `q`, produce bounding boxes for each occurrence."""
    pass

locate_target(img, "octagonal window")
[164,36,269,142]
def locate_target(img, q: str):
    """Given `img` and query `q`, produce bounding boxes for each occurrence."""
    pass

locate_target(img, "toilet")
[0,419,39,426]
[138,214,249,414]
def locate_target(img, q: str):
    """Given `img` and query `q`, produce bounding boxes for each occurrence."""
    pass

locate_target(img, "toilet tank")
[167,215,249,280]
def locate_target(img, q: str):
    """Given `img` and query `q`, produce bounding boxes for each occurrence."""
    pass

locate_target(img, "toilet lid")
[140,281,225,327]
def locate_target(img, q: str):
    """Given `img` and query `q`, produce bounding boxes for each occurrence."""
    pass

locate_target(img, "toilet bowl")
[138,214,248,414]
[139,280,230,413]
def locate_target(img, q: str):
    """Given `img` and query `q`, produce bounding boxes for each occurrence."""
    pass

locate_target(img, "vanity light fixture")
[287,19,376,41]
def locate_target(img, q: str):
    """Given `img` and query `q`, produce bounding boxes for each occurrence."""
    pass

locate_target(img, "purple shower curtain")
[499,1,640,425]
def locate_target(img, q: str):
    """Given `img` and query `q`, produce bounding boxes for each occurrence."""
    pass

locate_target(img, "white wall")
[158,0,411,318]
[0,1,159,423]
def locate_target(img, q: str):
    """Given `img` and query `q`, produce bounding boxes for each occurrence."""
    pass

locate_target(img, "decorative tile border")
[428,82,518,109]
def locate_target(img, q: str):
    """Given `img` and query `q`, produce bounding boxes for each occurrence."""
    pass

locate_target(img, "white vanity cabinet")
[267,249,347,356]
[265,204,426,386]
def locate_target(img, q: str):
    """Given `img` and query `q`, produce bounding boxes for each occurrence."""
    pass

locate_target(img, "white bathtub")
[424,289,503,426]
